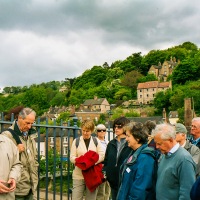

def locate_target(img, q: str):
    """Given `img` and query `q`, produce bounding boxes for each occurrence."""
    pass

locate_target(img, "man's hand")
[17,144,25,152]
[0,180,11,194]
[7,178,16,192]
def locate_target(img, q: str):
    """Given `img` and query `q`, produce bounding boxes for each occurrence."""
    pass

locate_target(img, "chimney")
[94,96,98,100]
[162,108,167,122]
[184,98,193,127]
[79,104,84,112]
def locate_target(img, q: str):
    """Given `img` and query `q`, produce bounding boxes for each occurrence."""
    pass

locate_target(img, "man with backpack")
[1,107,38,200]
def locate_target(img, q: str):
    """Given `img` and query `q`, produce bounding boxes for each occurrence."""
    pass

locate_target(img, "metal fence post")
[73,115,78,139]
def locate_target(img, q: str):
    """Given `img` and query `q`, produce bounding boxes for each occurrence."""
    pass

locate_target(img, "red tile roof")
[137,81,170,89]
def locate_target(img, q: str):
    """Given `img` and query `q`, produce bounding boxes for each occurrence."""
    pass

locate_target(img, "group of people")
[0,107,38,200]
[70,117,200,200]
[1,107,200,200]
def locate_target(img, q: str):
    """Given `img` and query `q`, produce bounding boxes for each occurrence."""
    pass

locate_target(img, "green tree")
[56,111,71,124]
[121,70,143,89]
[141,50,168,75]
[50,93,67,107]
[114,88,132,100]
[153,89,172,114]
[22,86,49,115]
[73,66,107,89]
[170,81,200,115]
[138,73,157,83]
[172,59,200,85]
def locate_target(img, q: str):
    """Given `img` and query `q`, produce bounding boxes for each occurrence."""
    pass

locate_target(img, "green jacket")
[2,121,38,197]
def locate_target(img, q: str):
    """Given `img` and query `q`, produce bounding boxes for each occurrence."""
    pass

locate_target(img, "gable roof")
[83,98,106,105]
[137,81,170,89]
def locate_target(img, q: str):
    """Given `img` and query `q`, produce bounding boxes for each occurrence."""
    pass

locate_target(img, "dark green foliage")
[153,89,173,114]
[138,73,157,83]
[141,50,168,75]
[72,66,107,89]
[170,81,200,115]
[172,59,200,85]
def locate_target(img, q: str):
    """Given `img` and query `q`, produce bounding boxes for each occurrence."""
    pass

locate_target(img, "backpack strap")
[92,136,98,147]
[75,137,80,148]
[75,136,98,148]
[6,129,22,145]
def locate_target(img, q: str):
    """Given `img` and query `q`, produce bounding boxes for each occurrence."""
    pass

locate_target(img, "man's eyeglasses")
[97,129,106,132]
[191,125,198,129]
[114,125,123,129]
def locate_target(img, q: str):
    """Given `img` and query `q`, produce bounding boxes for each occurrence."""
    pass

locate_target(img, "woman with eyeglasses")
[96,124,111,200]
[103,117,132,200]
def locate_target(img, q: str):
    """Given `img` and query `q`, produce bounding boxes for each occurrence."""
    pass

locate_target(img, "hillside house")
[59,86,68,93]
[168,111,179,124]
[137,81,171,104]
[148,57,179,81]
[75,96,110,121]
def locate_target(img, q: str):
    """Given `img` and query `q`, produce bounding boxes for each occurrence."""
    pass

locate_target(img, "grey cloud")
[0,0,200,88]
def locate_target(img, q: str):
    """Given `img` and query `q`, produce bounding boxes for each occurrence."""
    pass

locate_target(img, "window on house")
[147,94,149,97]
[153,94,155,97]
[147,89,148,91]
[140,95,142,98]
[140,90,142,92]
[64,147,68,155]
[50,137,54,143]
[64,137,68,143]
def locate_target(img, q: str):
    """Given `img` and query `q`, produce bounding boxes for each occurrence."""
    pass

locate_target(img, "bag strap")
[7,128,22,145]
[75,136,80,148]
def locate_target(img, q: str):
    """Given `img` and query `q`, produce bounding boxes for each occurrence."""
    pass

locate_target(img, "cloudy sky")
[0,0,200,89]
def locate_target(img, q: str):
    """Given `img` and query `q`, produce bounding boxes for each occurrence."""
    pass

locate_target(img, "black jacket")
[103,138,132,190]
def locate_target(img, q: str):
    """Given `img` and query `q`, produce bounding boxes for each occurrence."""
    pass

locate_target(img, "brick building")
[137,81,171,104]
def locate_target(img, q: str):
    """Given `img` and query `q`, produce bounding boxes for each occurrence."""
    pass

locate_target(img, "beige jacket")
[2,121,38,196]
[70,136,105,180]
[0,135,22,200]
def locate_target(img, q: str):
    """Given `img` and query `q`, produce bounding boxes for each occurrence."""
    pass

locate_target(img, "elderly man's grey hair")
[152,123,176,140]
[192,117,200,127]
[19,108,36,119]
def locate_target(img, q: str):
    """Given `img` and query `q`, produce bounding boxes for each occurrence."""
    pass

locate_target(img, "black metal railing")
[0,113,113,200]
[0,113,80,200]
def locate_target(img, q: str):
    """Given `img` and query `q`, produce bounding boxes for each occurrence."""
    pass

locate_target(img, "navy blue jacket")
[117,144,157,200]
[103,138,132,190]
[191,176,200,200]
